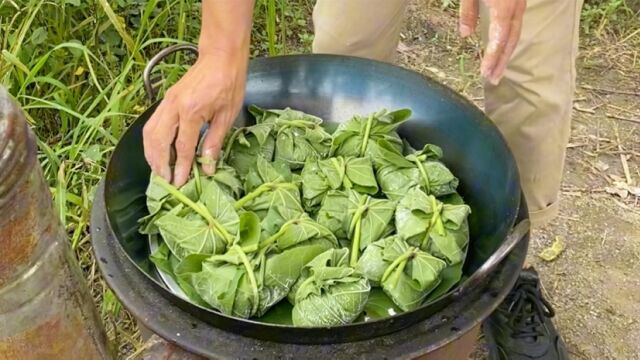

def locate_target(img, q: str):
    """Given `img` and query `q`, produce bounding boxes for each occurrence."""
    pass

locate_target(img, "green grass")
[581,0,639,36]
[0,0,312,356]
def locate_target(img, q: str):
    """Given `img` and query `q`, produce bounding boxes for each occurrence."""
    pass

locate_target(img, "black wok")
[101,44,528,344]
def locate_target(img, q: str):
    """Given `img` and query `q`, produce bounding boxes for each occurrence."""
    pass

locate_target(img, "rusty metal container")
[0,87,111,360]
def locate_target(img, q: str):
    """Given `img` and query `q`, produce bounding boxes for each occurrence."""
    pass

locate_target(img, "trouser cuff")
[528,200,560,229]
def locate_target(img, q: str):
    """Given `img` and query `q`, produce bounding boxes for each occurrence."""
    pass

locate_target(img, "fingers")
[173,116,202,187]
[481,3,516,84]
[488,0,526,83]
[200,111,233,175]
[143,101,178,181]
[459,0,479,37]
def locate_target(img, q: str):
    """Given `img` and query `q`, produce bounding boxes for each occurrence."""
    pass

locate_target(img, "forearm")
[199,0,255,56]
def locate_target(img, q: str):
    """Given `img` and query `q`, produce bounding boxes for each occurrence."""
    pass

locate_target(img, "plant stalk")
[231,245,260,314]
[359,114,375,157]
[413,158,431,194]
[330,157,345,187]
[235,182,297,210]
[429,197,445,236]
[221,127,244,163]
[258,217,299,251]
[192,162,202,196]
[349,217,362,267]
[381,247,416,285]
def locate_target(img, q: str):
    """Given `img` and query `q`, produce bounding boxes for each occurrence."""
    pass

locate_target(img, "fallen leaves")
[538,236,566,262]
[605,181,640,199]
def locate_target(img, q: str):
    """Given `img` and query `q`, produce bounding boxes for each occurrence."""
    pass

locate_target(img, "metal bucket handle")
[143,43,199,102]
[453,219,530,298]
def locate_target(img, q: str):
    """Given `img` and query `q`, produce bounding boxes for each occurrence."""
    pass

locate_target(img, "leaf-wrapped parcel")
[356,236,446,311]
[395,187,471,265]
[175,213,338,318]
[149,241,209,307]
[223,124,277,179]
[243,155,296,193]
[224,106,332,174]
[290,248,370,326]
[255,216,339,316]
[138,164,242,235]
[154,211,262,317]
[301,156,378,211]
[191,245,261,318]
[237,156,307,236]
[316,189,396,265]
[375,141,459,200]
[143,174,241,260]
[330,108,411,160]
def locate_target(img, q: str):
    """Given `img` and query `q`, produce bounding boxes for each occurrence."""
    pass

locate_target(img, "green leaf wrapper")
[331,108,411,160]
[301,156,378,211]
[376,141,459,200]
[395,187,470,265]
[357,236,447,311]
[291,248,370,326]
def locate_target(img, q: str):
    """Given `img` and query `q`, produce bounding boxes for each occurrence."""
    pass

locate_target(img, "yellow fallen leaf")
[74,66,85,76]
[132,105,146,113]
[538,236,565,262]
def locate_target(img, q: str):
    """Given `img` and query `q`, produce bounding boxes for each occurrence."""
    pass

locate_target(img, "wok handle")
[143,44,199,102]
[453,219,530,298]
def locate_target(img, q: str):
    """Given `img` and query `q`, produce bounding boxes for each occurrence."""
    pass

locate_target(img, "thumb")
[200,115,232,175]
[459,0,479,37]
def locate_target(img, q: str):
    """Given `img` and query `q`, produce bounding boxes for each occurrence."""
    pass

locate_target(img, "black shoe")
[483,267,569,360]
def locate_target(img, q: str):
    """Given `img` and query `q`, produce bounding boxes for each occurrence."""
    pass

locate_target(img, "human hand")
[459,0,526,85]
[143,50,248,187]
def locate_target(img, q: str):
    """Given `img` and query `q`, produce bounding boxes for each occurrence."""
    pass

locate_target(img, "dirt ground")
[397,2,640,359]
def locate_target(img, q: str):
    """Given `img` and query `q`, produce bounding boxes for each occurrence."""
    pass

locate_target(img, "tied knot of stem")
[276,119,317,132]
[381,247,418,288]
[429,197,445,236]
[154,175,233,245]
[349,196,370,266]
[235,181,297,210]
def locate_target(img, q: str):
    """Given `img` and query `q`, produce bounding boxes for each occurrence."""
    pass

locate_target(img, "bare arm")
[143,0,255,187]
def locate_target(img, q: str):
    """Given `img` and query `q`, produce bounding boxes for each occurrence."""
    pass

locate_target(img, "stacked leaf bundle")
[139,106,471,327]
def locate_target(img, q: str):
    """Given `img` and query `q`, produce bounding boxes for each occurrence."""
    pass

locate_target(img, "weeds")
[581,0,639,36]
[0,0,312,357]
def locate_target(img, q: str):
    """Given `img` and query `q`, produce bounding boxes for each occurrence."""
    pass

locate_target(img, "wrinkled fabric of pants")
[312,0,584,229]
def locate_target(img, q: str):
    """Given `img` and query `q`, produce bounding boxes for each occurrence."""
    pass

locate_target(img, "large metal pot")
[95,46,528,346]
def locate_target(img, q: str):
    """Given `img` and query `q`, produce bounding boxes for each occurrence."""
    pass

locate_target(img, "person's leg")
[480,1,583,358]
[480,0,584,229]
[312,0,409,63]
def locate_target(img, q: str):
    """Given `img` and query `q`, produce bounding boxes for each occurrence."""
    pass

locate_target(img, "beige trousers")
[312,0,584,228]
